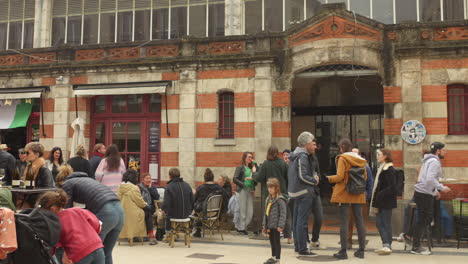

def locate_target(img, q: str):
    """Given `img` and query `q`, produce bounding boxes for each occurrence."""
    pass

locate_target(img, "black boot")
[193,228,201,238]
[333,249,348,260]
[354,248,364,259]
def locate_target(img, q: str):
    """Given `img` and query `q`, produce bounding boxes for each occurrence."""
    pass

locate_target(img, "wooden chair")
[191,194,224,240]
[169,218,191,248]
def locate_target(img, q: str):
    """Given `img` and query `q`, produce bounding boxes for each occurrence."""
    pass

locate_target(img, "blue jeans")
[376,208,393,248]
[310,195,323,243]
[76,248,105,264]
[293,196,314,253]
[95,201,125,264]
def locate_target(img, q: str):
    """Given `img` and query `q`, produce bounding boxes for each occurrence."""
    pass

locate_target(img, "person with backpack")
[262,178,287,264]
[327,138,367,259]
[37,190,105,264]
[369,148,398,255]
[408,142,451,255]
[193,168,225,238]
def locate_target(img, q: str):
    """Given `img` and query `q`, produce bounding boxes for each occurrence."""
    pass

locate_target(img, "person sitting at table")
[21,142,55,208]
[138,173,160,245]
[46,146,65,181]
[16,148,28,177]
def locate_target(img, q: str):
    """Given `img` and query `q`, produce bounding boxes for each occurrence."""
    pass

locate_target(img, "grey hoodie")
[287,147,318,199]
[414,154,447,196]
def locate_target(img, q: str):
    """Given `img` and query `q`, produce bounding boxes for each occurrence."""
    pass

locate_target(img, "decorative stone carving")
[434,27,468,41]
[146,45,179,57]
[0,55,25,66]
[387,31,397,40]
[198,41,245,55]
[421,31,432,40]
[29,53,56,64]
[75,49,105,61]
[108,47,140,60]
[289,16,382,47]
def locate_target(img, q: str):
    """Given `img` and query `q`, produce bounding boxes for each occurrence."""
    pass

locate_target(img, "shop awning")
[0,87,48,129]
[73,82,169,96]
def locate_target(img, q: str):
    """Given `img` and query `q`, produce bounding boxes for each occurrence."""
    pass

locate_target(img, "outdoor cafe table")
[2,187,58,208]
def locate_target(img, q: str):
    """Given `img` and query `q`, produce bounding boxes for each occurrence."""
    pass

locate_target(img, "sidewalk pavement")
[113,231,468,264]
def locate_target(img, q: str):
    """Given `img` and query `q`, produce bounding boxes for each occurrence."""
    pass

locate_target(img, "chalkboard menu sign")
[148,122,160,152]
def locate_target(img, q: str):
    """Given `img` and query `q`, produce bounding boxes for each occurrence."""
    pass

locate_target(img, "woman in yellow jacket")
[327,139,368,260]
[117,169,149,245]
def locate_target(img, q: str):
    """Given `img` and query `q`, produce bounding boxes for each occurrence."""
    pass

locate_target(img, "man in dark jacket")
[288,131,319,257]
[0,146,16,185]
[62,172,123,264]
[89,143,106,177]
[162,168,194,231]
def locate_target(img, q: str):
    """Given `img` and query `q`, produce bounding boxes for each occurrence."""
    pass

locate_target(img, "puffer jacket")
[263,195,287,230]
[328,152,368,204]
[287,147,318,199]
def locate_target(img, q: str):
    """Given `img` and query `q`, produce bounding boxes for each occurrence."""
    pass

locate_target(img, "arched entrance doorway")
[291,64,384,233]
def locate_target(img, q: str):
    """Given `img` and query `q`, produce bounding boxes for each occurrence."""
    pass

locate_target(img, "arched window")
[448,84,468,135]
[218,92,234,139]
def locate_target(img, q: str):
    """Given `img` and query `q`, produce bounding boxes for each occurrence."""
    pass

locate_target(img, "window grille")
[218,92,235,139]
[448,84,468,135]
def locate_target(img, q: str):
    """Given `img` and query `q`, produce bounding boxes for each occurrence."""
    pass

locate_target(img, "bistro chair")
[168,218,191,248]
[453,198,468,249]
[191,194,224,240]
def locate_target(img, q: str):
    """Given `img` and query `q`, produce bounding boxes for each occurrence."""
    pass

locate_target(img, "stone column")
[34,0,53,48]
[51,79,71,158]
[177,69,197,185]
[225,0,243,36]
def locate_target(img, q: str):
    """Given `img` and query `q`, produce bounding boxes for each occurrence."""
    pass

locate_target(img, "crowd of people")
[0,130,452,264]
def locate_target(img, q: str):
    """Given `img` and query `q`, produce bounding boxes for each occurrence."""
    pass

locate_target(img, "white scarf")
[369,162,393,217]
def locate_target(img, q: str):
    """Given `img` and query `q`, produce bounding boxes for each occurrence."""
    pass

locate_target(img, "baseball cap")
[430,142,445,151]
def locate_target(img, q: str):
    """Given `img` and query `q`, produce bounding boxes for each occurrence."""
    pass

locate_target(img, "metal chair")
[191,194,224,240]
[454,198,468,249]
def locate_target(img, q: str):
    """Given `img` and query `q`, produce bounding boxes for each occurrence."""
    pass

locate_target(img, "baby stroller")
[8,207,61,264]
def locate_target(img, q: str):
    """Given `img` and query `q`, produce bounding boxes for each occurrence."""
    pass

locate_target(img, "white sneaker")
[375,247,392,255]
[411,247,432,255]
[310,241,326,250]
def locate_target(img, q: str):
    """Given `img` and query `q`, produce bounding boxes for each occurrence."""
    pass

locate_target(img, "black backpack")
[346,166,367,194]
[395,169,405,196]
[9,208,61,264]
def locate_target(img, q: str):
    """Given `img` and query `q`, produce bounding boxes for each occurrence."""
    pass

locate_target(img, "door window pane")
[350,0,370,18]
[95,123,106,145]
[307,0,323,19]
[52,17,66,45]
[396,0,417,23]
[127,122,141,152]
[150,94,162,112]
[443,0,464,21]
[420,0,441,22]
[135,10,151,41]
[148,122,160,152]
[112,95,127,113]
[84,14,99,44]
[100,13,115,43]
[170,6,187,38]
[265,0,283,32]
[153,0,169,39]
[208,1,224,36]
[94,96,106,114]
[67,16,82,44]
[286,0,304,29]
[373,0,393,24]
[128,154,141,172]
[189,1,206,37]
[23,21,34,48]
[245,0,262,34]
[112,122,126,152]
[128,95,143,113]
[117,11,133,42]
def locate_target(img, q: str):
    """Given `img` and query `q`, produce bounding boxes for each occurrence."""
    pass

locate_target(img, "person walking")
[408,142,451,255]
[67,144,93,179]
[233,152,257,235]
[262,178,287,264]
[287,131,318,256]
[327,138,367,259]
[369,149,398,255]
[90,144,106,177]
[45,146,64,181]
[95,144,126,192]
[57,169,124,264]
